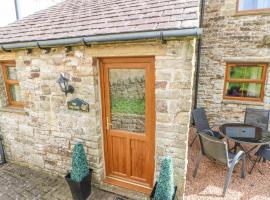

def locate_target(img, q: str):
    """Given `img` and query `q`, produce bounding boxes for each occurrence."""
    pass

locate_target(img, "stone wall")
[0,48,103,186]
[155,40,196,197]
[109,73,145,100]
[198,0,270,126]
[112,113,145,133]
[0,40,196,199]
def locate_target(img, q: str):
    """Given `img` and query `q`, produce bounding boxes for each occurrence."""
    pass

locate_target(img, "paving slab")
[0,163,124,200]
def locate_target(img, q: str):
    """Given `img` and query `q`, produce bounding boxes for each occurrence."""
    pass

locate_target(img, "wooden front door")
[100,57,155,194]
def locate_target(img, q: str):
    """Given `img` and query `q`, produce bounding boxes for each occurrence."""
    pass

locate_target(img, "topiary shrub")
[154,156,175,200]
[70,143,89,182]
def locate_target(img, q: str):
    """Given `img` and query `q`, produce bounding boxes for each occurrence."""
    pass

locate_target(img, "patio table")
[219,123,270,174]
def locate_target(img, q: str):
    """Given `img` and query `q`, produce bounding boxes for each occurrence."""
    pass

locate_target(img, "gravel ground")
[184,128,270,200]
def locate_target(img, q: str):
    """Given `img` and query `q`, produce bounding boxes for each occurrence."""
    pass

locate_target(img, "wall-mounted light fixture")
[57,73,74,96]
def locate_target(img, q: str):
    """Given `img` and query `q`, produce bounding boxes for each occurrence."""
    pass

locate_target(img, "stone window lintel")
[224,57,270,63]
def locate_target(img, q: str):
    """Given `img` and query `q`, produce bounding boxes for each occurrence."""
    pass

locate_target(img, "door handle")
[106,117,112,130]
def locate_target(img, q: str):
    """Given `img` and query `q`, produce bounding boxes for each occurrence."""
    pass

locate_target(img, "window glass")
[1,62,23,107]
[225,82,262,98]
[10,85,22,102]
[6,65,17,80]
[109,69,146,133]
[224,64,267,101]
[239,0,270,11]
[229,66,263,80]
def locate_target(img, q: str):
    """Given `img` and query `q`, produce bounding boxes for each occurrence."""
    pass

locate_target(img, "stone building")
[0,0,201,199]
[197,0,270,125]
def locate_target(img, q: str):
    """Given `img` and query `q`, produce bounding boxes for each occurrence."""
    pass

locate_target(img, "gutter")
[193,0,205,109]
[0,28,202,51]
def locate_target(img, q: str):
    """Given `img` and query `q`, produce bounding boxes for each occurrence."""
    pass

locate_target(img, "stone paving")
[0,163,122,200]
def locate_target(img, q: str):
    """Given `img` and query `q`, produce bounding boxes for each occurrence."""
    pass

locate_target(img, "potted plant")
[65,143,93,200]
[150,156,177,200]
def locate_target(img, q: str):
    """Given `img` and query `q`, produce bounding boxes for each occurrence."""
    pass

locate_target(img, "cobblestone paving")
[0,163,120,200]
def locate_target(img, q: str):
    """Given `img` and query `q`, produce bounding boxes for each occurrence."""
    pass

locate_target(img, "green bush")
[154,156,175,200]
[70,143,89,182]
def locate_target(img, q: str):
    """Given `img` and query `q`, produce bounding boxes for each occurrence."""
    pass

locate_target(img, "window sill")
[0,107,28,115]
[222,99,264,106]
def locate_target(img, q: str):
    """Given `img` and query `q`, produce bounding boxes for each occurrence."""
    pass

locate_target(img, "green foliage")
[70,143,89,182]
[154,156,175,200]
[111,98,145,115]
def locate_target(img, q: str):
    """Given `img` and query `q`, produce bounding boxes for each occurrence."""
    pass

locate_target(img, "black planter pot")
[150,182,177,200]
[65,168,93,200]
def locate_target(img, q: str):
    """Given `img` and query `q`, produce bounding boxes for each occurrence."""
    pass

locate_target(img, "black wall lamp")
[57,73,74,96]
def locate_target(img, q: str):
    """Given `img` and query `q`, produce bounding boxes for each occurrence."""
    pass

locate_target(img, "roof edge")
[0,28,202,51]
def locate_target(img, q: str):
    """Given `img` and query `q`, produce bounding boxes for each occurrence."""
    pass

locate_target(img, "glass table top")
[219,123,270,145]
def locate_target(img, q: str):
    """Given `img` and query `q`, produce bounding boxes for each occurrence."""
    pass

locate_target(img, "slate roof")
[0,0,199,44]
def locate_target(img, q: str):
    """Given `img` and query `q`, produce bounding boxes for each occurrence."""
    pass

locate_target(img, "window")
[1,62,23,107]
[238,0,270,12]
[224,63,267,102]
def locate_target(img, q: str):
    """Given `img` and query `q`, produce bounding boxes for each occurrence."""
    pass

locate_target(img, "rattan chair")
[193,131,246,196]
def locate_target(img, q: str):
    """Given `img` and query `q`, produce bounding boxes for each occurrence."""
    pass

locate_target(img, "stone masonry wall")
[0,40,196,199]
[198,0,270,126]
[111,114,145,133]
[110,77,145,100]
[0,48,103,186]
[155,40,196,197]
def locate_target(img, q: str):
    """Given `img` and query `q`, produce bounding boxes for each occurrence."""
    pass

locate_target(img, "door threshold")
[104,176,152,195]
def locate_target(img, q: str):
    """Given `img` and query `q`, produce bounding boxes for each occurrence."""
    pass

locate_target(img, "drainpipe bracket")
[160,32,167,44]
[37,42,51,53]
[82,39,91,47]
[26,49,32,54]
[1,46,11,52]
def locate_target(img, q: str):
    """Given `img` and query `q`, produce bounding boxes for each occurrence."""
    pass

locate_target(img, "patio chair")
[190,108,223,147]
[250,145,270,173]
[193,131,246,197]
[244,108,270,132]
[244,108,270,173]
[232,108,270,154]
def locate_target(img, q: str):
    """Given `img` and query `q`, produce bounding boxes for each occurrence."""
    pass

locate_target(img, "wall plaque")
[67,98,89,112]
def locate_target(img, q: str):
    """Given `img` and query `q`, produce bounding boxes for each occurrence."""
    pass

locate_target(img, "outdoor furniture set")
[191,107,270,196]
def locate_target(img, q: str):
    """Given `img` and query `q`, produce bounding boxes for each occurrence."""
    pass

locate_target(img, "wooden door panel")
[130,139,147,182]
[111,136,127,176]
[100,57,155,194]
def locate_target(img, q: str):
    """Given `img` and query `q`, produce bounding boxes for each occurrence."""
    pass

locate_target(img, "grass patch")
[111,98,145,115]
